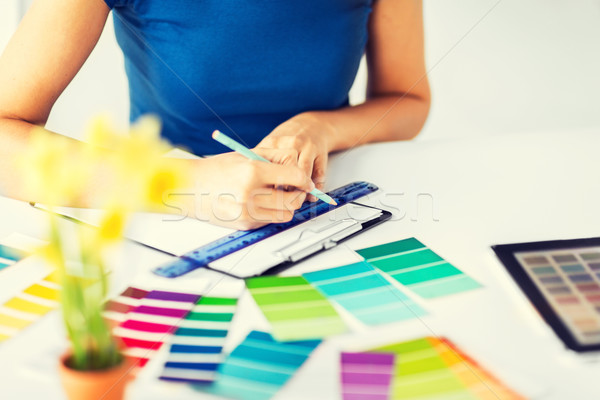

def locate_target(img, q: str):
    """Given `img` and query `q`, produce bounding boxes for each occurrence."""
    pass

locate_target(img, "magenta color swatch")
[121,319,176,334]
[340,352,395,400]
[134,305,190,318]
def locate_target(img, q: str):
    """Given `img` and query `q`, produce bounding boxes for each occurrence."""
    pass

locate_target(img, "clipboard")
[153,181,391,279]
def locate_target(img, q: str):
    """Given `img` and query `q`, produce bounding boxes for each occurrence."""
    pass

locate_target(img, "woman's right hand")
[180,148,314,230]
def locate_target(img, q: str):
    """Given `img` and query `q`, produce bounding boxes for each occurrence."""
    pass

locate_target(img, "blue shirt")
[103,0,373,155]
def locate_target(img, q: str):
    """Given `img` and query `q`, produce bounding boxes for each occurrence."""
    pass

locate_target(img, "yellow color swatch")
[0,313,31,329]
[0,333,11,342]
[23,284,59,301]
[4,297,53,315]
[44,270,61,284]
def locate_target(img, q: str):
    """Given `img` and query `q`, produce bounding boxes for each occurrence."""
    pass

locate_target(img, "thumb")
[253,147,299,167]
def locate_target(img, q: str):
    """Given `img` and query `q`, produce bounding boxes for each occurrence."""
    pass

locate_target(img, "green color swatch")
[371,337,523,399]
[355,237,425,261]
[246,276,346,342]
[357,238,481,299]
[375,337,467,399]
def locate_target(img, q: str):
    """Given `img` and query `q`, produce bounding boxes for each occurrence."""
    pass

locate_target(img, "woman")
[0,0,430,229]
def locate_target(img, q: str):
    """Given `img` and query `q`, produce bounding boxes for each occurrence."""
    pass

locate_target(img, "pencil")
[212,130,337,205]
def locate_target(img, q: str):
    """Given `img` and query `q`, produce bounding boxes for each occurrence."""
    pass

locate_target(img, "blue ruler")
[152,181,379,278]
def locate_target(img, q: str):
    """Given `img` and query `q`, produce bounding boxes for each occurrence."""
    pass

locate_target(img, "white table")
[1,128,600,399]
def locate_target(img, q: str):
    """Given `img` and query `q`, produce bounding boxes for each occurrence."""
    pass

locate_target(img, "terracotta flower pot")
[58,352,136,400]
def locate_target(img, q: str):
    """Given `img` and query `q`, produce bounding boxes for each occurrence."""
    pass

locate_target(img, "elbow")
[367,82,431,142]
[388,89,431,141]
[408,90,431,140]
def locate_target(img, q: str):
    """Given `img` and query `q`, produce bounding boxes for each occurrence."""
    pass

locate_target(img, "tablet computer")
[493,237,600,352]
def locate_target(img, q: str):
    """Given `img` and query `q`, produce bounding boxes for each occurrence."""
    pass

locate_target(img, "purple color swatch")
[341,352,395,400]
[135,305,190,318]
[145,290,200,303]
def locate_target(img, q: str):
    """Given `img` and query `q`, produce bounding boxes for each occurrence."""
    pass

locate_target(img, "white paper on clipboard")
[207,203,383,278]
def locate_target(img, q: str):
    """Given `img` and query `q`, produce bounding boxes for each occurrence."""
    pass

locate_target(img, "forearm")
[307,94,430,153]
[0,117,214,219]
[0,117,107,207]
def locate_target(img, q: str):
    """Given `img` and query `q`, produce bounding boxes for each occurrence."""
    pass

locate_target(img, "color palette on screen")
[516,248,600,345]
[0,271,60,343]
[160,296,238,384]
[357,238,481,299]
[246,276,346,341]
[303,261,426,326]
[372,337,523,400]
[340,352,395,400]
[113,290,200,366]
[207,330,321,400]
[0,244,28,271]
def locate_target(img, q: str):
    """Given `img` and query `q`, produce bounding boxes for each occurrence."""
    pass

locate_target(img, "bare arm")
[259,0,430,193]
[0,0,111,202]
[325,0,431,149]
[0,1,313,229]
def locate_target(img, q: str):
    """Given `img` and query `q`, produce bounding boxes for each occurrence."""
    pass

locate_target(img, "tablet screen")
[494,238,600,352]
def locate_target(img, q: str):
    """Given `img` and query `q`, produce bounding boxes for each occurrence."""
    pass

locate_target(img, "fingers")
[203,194,298,231]
[255,161,315,193]
[247,187,307,211]
[300,151,327,202]
[311,154,327,191]
[298,151,316,201]
[253,147,299,167]
[297,150,316,182]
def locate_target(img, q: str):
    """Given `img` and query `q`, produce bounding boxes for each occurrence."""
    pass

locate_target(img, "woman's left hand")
[257,112,337,200]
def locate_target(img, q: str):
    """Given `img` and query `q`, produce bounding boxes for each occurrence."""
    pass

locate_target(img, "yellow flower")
[96,204,128,244]
[37,242,64,270]
[85,114,123,151]
[144,159,191,208]
[110,115,171,176]
[19,128,92,205]
[89,115,191,210]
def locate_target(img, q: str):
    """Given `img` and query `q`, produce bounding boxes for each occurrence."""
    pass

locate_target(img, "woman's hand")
[184,148,314,230]
[258,112,337,201]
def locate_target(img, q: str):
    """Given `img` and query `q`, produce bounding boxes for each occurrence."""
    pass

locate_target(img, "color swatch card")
[0,270,60,343]
[104,286,150,326]
[373,337,523,400]
[246,276,346,341]
[341,352,395,400]
[357,238,481,299]
[160,296,238,384]
[0,244,28,272]
[209,330,321,400]
[303,261,427,326]
[113,290,201,366]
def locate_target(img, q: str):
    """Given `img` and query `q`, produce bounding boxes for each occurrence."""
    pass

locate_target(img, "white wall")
[45,16,130,139]
[420,0,600,140]
[2,0,600,141]
[0,1,129,140]
[0,2,18,52]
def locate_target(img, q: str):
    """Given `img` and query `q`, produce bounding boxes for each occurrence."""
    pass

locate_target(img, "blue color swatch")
[0,244,27,272]
[206,331,320,400]
[303,261,427,325]
[160,296,238,384]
